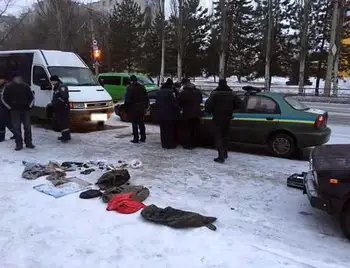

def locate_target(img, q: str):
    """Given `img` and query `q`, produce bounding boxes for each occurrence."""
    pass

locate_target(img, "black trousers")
[56,107,71,140]
[214,120,230,153]
[181,118,200,149]
[131,115,146,141]
[159,120,177,149]
[11,110,32,146]
[0,107,13,141]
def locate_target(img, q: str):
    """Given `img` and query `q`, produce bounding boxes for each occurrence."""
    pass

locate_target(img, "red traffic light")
[93,49,101,59]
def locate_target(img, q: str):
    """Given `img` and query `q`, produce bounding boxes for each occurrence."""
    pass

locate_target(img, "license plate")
[90,113,108,121]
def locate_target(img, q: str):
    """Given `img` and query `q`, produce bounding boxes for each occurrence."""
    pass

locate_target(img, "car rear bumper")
[303,172,331,213]
[70,107,114,122]
[296,127,331,148]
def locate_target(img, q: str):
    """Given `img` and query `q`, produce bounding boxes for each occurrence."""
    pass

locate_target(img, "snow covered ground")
[0,118,350,268]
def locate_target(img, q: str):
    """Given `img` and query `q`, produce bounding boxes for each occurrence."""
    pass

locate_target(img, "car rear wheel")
[268,133,296,158]
[340,204,350,240]
[119,107,129,122]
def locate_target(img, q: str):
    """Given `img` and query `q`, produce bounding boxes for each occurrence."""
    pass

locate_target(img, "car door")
[230,95,281,144]
[99,76,122,100]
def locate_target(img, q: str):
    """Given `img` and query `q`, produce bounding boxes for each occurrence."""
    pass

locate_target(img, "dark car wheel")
[51,112,60,132]
[119,107,129,122]
[340,204,350,240]
[268,133,296,158]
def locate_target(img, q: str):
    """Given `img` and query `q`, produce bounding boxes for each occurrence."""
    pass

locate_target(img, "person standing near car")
[50,75,71,142]
[0,72,15,142]
[156,78,180,149]
[1,71,35,151]
[205,79,242,163]
[124,75,149,143]
[178,78,202,149]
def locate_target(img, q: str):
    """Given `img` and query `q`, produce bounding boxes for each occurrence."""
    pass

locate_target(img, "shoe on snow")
[214,157,225,163]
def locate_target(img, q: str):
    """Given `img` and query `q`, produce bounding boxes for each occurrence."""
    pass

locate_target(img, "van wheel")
[340,204,350,240]
[119,108,129,122]
[51,113,60,132]
[268,133,295,158]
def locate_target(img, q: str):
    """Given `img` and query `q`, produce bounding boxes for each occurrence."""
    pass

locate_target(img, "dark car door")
[146,90,159,120]
[230,95,281,144]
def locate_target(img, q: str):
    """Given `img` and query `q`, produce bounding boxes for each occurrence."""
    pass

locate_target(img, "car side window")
[123,77,130,86]
[100,76,121,85]
[246,96,279,114]
[33,66,49,87]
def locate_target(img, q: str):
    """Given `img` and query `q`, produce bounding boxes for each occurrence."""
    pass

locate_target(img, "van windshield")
[48,67,99,86]
[137,76,154,85]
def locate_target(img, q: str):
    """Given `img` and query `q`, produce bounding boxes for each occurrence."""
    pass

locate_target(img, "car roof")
[98,72,147,77]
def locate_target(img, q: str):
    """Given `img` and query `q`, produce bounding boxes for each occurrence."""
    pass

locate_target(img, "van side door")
[99,76,122,101]
[31,65,51,118]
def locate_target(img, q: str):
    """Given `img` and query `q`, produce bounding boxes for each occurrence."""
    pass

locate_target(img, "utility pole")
[90,11,99,75]
[265,0,273,91]
[177,0,183,81]
[324,0,340,96]
[160,0,165,84]
[218,0,227,79]
[333,0,345,96]
[298,0,310,95]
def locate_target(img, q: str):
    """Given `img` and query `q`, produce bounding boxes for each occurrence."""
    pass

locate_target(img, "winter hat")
[11,70,22,78]
[50,75,60,82]
[165,78,174,87]
[130,75,137,82]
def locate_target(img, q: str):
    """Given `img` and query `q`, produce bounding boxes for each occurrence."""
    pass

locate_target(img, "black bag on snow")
[79,189,102,199]
[96,169,131,190]
[141,204,217,231]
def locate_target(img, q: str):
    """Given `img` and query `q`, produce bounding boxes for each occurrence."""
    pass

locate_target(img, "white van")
[0,49,114,129]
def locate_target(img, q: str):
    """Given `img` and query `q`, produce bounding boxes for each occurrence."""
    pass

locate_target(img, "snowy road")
[0,120,349,268]
[305,102,350,126]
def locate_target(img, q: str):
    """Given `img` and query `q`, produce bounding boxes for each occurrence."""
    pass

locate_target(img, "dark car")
[115,87,331,158]
[304,144,350,239]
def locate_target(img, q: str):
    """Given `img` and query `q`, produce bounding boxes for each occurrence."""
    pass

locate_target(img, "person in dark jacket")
[178,78,203,149]
[205,79,242,163]
[0,72,14,142]
[124,75,149,143]
[156,78,180,149]
[1,71,35,150]
[50,75,71,142]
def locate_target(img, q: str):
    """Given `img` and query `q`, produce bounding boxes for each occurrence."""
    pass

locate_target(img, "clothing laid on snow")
[79,189,102,199]
[141,204,217,231]
[96,169,131,190]
[107,192,146,214]
[102,185,150,203]
[52,82,71,141]
[22,161,62,180]
[124,78,149,142]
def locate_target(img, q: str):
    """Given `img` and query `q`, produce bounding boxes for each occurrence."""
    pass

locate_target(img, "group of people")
[124,75,242,163]
[0,71,71,151]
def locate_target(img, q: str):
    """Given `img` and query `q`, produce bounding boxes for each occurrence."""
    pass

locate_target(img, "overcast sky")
[4,0,213,16]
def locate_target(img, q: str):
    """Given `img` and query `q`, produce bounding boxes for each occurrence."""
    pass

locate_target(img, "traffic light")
[93,49,101,60]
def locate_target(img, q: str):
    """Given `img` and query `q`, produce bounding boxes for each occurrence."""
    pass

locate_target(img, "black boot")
[214,150,225,163]
[224,149,228,159]
[15,143,23,151]
[26,143,35,149]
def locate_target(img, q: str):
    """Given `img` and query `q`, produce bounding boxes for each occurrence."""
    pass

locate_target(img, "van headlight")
[70,102,85,109]
[107,101,114,107]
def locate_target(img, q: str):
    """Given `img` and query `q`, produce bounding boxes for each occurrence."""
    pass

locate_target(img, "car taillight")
[314,115,325,129]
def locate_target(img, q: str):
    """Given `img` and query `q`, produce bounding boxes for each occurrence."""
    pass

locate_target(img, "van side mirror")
[39,78,51,90]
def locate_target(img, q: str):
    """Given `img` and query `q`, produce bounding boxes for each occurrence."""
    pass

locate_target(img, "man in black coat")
[1,71,35,151]
[0,72,14,142]
[124,75,149,143]
[156,78,180,149]
[50,75,71,142]
[205,79,242,163]
[178,78,203,149]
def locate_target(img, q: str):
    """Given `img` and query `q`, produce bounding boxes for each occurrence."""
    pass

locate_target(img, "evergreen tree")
[168,0,211,78]
[109,0,144,72]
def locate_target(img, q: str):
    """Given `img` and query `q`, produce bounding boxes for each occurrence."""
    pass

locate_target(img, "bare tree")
[0,0,15,17]
[177,0,183,81]
[218,0,226,79]
[298,0,310,95]
[160,0,165,83]
[264,0,273,91]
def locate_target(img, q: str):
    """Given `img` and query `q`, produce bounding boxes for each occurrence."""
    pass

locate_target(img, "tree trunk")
[218,0,226,79]
[333,0,344,96]
[177,0,183,81]
[324,0,340,96]
[160,0,165,84]
[264,0,273,91]
[298,0,310,95]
